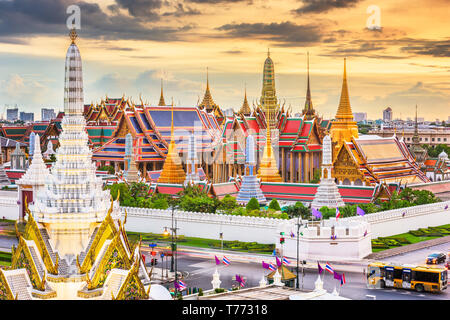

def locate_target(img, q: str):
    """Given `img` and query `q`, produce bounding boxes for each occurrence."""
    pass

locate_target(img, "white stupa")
[311,135,345,210]
[31,31,119,256]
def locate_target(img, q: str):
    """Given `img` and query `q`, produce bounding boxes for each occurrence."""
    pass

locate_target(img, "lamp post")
[295,214,304,290]
[163,204,179,298]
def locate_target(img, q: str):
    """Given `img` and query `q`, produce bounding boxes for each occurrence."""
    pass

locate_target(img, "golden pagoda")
[158,103,186,184]
[260,49,279,129]
[158,79,166,106]
[238,85,251,116]
[330,58,359,157]
[257,107,282,182]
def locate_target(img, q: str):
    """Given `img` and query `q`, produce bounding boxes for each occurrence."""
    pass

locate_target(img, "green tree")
[246,198,260,212]
[284,202,311,219]
[218,195,239,214]
[129,182,150,198]
[310,169,321,184]
[107,183,132,205]
[268,199,281,211]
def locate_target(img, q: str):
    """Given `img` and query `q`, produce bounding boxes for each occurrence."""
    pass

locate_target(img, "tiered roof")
[93,103,221,163]
[338,135,429,184]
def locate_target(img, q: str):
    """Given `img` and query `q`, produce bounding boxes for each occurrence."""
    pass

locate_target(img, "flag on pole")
[282,257,291,266]
[272,249,277,256]
[268,263,276,271]
[318,262,324,275]
[402,211,406,217]
[364,230,368,237]
[215,255,221,265]
[235,275,245,287]
[312,208,322,219]
[290,231,295,238]
[333,270,342,281]
[341,273,346,286]
[174,280,186,291]
[222,256,231,265]
[336,207,341,220]
[445,205,449,210]
[356,206,365,216]
[325,262,334,274]
[276,256,282,267]
[262,261,270,269]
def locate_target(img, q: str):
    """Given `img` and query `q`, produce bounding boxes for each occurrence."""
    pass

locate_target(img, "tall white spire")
[31,31,118,256]
[64,29,84,116]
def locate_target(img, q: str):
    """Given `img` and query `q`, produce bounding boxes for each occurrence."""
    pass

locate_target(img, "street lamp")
[295,214,304,290]
[163,204,179,297]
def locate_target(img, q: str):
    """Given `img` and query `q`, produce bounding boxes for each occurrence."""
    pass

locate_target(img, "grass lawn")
[126,231,274,254]
[372,224,450,252]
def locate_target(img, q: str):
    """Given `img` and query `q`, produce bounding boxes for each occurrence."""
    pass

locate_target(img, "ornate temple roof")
[337,135,429,184]
[259,49,279,129]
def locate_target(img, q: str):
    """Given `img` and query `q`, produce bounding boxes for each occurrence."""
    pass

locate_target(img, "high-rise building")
[6,108,19,121]
[19,111,34,122]
[383,107,392,123]
[41,108,56,121]
[353,112,367,123]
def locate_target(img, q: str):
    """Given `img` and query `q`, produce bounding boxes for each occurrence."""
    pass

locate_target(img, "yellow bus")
[367,262,448,293]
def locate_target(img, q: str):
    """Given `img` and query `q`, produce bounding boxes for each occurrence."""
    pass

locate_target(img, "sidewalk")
[366,235,450,260]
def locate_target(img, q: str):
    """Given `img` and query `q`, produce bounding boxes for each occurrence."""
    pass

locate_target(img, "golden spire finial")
[171,98,174,138]
[268,48,270,57]
[69,28,78,44]
[206,66,211,93]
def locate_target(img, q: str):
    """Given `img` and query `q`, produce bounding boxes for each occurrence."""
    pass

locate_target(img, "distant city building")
[369,127,450,147]
[6,108,19,121]
[353,112,367,123]
[19,112,34,122]
[41,108,56,121]
[383,107,392,123]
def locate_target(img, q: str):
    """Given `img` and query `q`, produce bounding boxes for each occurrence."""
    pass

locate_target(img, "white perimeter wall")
[0,195,18,220]
[121,207,281,244]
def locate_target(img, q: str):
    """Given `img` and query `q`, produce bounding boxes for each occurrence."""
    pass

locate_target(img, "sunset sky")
[0,0,448,121]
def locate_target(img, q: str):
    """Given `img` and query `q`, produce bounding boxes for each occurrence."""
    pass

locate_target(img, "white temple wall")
[122,207,280,244]
[0,195,19,220]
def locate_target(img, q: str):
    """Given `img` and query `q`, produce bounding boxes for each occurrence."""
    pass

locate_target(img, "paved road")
[1,235,448,300]
[379,242,450,266]
[173,253,449,300]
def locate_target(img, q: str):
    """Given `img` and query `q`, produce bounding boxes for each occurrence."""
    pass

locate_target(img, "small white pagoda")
[311,135,345,210]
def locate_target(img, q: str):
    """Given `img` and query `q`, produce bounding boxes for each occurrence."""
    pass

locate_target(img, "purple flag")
[276,256,282,267]
[235,274,242,283]
[262,261,270,269]
[174,280,180,289]
[318,262,323,275]
[356,206,365,216]
[364,230,368,237]
[312,208,322,219]
[333,271,342,281]
[214,255,221,265]
[402,212,406,217]
[445,205,449,210]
